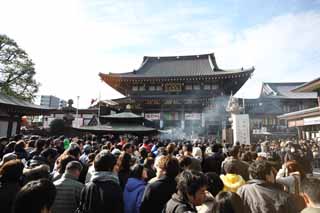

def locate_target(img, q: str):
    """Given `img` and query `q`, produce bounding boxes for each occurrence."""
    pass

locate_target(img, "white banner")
[232,114,250,145]
[304,116,320,126]
[185,113,201,120]
[145,113,160,120]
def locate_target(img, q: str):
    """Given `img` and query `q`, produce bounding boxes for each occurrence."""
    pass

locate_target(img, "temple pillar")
[7,114,13,137]
[160,111,164,129]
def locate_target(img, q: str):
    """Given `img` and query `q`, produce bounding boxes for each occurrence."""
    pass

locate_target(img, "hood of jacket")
[125,177,146,192]
[90,171,119,184]
[220,173,245,190]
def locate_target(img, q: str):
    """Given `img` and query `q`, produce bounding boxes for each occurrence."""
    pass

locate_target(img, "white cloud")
[0,0,319,107]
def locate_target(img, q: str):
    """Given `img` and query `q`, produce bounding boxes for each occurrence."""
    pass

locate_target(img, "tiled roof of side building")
[0,92,52,110]
[105,53,254,78]
[260,82,317,99]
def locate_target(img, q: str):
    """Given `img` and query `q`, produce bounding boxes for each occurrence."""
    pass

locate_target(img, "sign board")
[185,113,201,120]
[232,114,250,145]
[304,116,320,126]
[145,113,160,120]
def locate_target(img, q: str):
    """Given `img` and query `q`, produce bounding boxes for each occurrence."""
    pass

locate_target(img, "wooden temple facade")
[100,53,254,135]
[279,77,320,140]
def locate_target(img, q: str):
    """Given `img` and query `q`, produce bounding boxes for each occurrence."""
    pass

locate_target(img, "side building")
[100,52,254,136]
[279,77,320,140]
[245,82,318,139]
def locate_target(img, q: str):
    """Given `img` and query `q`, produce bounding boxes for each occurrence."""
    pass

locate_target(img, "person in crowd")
[143,157,156,182]
[40,148,59,171]
[80,144,91,164]
[215,191,244,213]
[220,163,245,192]
[301,177,320,213]
[166,143,176,156]
[14,140,29,161]
[78,150,123,213]
[13,178,56,213]
[0,159,24,213]
[237,160,299,213]
[0,152,17,167]
[29,139,46,160]
[140,156,180,213]
[23,164,51,184]
[196,172,224,213]
[182,143,202,171]
[51,161,84,213]
[202,144,225,175]
[52,155,76,181]
[222,146,249,181]
[124,164,148,213]
[163,170,208,213]
[148,155,167,183]
[276,160,305,194]
[118,152,132,190]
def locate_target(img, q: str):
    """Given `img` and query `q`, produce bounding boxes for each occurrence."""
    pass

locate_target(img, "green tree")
[0,34,39,101]
[49,118,65,135]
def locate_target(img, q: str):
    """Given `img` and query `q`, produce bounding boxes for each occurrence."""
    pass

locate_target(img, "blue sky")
[0,0,320,107]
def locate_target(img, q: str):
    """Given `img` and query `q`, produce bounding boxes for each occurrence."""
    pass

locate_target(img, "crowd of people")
[0,134,320,213]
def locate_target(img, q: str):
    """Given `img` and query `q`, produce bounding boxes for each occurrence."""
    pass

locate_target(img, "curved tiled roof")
[260,82,317,99]
[105,53,254,78]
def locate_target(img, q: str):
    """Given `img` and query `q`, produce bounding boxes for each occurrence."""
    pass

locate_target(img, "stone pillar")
[181,111,185,130]
[160,111,164,129]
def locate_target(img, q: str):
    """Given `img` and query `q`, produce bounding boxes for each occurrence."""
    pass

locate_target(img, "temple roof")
[100,112,143,119]
[291,77,320,92]
[102,53,254,79]
[260,82,317,99]
[0,92,52,115]
[74,124,157,134]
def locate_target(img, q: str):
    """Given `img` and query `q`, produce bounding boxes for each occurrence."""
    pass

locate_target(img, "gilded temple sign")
[164,83,182,92]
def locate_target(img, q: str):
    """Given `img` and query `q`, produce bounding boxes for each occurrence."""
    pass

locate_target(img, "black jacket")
[164,193,197,213]
[0,181,21,213]
[140,175,177,213]
[79,176,123,213]
[202,152,225,174]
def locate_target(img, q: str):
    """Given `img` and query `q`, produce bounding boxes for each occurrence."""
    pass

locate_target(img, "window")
[156,85,162,91]
[132,86,138,91]
[185,84,193,90]
[139,85,145,91]
[204,84,211,90]
[149,85,155,91]
[211,84,218,90]
[193,84,200,90]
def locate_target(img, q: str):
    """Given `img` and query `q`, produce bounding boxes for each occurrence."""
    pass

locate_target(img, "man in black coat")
[140,156,180,213]
[78,151,123,213]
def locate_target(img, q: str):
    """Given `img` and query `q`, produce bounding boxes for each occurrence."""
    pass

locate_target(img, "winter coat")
[163,193,197,213]
[51,173,84,213]
[237,179,299,213]
[140,175,177,213]
[202,152,225,174]
[0,181,21,213]
[78,171,124,213]
[220,173,245,192]
[124,178,146,213]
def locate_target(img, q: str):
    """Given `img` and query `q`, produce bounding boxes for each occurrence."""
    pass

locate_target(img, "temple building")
[279,77,320,140]
[99,52,254,136]
[245,82,318,138]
